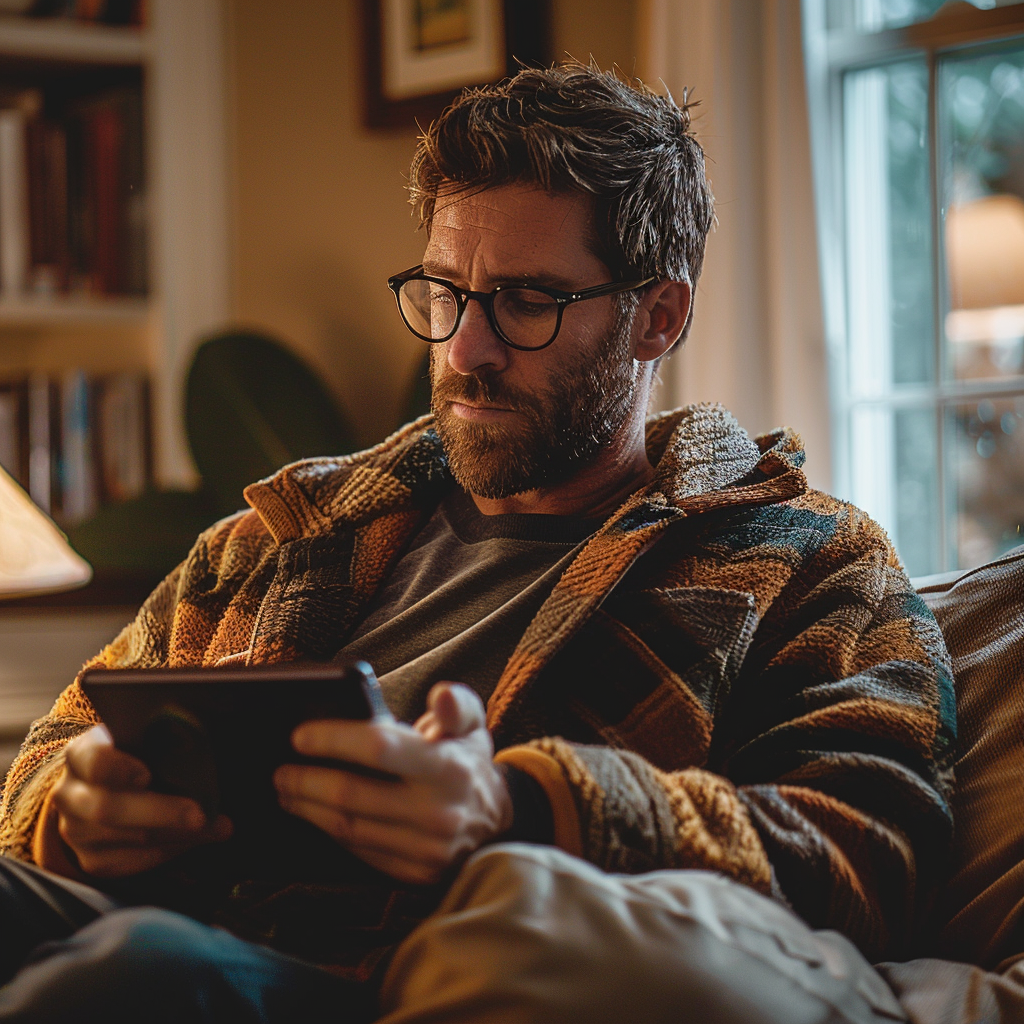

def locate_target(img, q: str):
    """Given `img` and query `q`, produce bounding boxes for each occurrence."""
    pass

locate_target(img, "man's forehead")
[423,184,605,282]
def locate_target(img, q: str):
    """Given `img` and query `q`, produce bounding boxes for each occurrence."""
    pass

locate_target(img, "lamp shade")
[0,464,91,598]
[946,193,1024,310]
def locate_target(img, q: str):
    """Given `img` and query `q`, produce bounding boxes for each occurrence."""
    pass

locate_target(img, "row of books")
[0,370,149,524]
[0,0,144,25]
[0,85,147,300]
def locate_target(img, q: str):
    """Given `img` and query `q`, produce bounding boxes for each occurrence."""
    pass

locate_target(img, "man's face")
[424,183,641,500]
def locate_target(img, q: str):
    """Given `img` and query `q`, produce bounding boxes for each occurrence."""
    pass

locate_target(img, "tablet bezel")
[80,660,390,828]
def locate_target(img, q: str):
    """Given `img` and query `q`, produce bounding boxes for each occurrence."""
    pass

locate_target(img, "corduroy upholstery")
[919,546,1024,968]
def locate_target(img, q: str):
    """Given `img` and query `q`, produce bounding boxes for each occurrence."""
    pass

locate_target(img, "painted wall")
[225,0,639,448]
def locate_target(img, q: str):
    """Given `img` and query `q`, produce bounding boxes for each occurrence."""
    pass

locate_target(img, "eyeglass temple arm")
[566,276,657,301]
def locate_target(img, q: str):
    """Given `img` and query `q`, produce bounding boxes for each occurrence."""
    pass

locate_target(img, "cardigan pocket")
[530,588,757,772]
[601,585,760,721]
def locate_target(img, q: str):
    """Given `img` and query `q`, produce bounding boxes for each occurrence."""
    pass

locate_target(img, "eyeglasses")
[387,264,656,351]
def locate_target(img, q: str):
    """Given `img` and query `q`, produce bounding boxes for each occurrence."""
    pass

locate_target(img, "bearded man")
[0,64,953,1023]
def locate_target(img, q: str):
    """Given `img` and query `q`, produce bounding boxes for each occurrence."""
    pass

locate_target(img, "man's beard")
[429,314,640,499]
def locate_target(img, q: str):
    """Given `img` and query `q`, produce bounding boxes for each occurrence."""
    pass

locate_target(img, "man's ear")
[634,280,692,362]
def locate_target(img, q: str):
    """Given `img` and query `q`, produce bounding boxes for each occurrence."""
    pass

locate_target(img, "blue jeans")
[0,857,371,1023]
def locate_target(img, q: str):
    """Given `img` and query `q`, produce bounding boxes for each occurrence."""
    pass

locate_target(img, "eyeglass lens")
[398,279,560,349]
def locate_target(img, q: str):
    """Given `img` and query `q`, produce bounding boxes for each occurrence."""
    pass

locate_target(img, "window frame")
[803,0,1024,572]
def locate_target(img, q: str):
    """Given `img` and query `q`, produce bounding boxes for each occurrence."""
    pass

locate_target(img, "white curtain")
[641,0,832,491]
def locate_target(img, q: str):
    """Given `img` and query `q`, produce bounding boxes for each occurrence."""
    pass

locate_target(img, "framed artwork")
[362,0,549,129]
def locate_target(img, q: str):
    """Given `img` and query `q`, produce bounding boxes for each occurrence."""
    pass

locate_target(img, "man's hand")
[51,724,232,878]
[273,682,513,885]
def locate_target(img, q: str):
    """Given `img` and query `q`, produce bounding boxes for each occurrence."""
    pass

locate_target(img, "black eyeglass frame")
[387,264,657,352]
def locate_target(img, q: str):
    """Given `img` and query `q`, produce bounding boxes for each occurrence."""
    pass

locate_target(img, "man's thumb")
[427,682,485,738]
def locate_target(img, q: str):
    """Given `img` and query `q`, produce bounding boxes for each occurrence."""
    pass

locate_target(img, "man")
[0,64,953,1022]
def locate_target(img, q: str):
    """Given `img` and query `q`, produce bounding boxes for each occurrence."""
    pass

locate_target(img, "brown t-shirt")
[338,487,602,723]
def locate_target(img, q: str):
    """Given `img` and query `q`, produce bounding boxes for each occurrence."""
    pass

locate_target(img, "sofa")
[915,544,1024,970]
[854,544,1023,1023]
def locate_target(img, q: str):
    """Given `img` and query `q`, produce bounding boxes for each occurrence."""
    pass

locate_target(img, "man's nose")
[443,298,509,376]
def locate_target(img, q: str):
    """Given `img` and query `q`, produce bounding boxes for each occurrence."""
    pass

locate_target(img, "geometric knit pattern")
[0,404,955,967]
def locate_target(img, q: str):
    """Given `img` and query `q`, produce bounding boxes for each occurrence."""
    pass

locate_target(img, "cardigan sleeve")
[0,510,266,866]
[495,507,956,962]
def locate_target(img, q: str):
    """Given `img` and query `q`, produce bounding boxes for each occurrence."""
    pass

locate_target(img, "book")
[0,80,150,300]
[0,383,21,483]
[28,372,56,514]
[65,102,90,293]
[120,88,146,295]
[59,369,97,524]
[96,371,147,501]
[22,369,151,520]
[26,118,69,295]
[0,378,29,486]
[90,102,122,294]
[0,106,28,297]
[75,0,105,19]
[62,86,146,297]
[27,0,145,26]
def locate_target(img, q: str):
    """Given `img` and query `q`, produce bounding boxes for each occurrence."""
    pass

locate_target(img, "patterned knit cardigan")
[0,404,955,965]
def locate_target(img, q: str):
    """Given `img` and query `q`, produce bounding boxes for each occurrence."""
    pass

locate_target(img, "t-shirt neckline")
[442,487,605,545]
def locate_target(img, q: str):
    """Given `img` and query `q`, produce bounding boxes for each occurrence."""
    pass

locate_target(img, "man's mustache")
[431,368,530,411]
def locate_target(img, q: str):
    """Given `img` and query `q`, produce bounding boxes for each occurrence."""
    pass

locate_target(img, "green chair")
[185,331,357,519]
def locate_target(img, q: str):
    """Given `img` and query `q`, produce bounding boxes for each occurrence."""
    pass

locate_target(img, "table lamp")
[946,192,1024,343]
[0,464,91,598]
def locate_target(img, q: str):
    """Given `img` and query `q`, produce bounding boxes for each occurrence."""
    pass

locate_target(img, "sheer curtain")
[640,0,833,490]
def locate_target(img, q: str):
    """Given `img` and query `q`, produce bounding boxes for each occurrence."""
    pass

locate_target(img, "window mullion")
[926,47,949,570]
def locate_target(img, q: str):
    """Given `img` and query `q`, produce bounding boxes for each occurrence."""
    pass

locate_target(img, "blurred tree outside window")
[805,0,1024,575]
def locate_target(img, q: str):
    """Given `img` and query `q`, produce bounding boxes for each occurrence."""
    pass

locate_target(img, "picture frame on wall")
[362,0,549,129]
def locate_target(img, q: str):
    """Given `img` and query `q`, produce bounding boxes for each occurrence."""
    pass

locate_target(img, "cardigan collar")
[242,404,808,545]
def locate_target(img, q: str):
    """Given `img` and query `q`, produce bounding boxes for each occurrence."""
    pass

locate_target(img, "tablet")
[79,660,392,829]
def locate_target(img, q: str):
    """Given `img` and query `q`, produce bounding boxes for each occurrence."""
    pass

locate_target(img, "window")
[804,0,1024,575]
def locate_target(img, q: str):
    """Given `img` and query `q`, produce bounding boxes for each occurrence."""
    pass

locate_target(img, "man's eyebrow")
[420,262,581,290]
[420,259,456,278]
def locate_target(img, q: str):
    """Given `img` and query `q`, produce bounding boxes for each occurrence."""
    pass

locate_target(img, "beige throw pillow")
[919,546,1024,968]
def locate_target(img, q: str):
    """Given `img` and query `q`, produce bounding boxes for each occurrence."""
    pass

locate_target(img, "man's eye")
[505,292,553,317]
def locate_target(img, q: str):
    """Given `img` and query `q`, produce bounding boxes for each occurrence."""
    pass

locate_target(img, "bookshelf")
[0,0,229,504]
[0,3,228,755]
[0,18,147,63]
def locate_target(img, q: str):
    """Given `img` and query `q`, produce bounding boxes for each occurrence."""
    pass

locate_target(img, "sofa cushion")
[917,545,1024,968]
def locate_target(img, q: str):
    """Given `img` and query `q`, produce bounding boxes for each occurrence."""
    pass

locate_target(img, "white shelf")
[0,296,150,327]
[0,17,148,64]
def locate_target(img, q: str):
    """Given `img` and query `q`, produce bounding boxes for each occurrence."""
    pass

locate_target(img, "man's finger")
[65,726,150,791]
[279,793,455,866]
[274,764,458,835]
[56,779,205,832]
[62,812,232,858]
[59,817,150,850]
[291,719,441,779]
[74,822,231,879]
[76,845,187,879]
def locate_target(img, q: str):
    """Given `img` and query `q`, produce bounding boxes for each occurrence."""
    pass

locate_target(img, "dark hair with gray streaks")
[408,61,715,313]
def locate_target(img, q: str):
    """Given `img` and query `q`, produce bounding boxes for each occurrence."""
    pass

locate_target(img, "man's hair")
[408,62,715,294]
